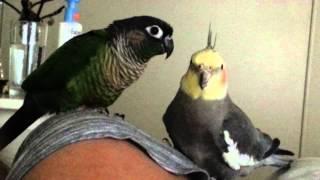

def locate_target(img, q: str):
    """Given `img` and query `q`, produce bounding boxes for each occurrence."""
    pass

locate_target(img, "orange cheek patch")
[221,69,228,83]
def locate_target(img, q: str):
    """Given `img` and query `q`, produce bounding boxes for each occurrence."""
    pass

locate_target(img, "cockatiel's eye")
[221,64,224,70]
[146,25,164,39]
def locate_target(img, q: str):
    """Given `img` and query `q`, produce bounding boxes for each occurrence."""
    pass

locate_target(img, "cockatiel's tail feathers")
[261,154,294,168]
[263,138,294,158]
[263,138,281,158]
[274,148,295,156]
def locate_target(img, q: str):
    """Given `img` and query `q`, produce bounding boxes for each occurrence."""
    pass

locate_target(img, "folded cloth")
[6,109,210,180]
[269,157,320,180]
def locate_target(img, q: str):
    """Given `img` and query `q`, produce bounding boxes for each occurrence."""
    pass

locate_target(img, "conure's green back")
[22,30,117,111]
[0,16,174,150]
[22,30,108,92]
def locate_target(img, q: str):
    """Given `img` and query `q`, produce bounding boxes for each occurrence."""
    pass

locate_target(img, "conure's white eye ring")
[146,25,163,39]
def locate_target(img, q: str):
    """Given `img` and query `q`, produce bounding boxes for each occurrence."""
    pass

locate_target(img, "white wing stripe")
[222,130,258,170]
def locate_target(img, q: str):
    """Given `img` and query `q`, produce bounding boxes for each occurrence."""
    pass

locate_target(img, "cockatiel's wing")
[22,29,109,92]
[218,103,294,171]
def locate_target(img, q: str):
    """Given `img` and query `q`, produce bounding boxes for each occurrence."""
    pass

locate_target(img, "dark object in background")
[0,0,64,24]
[268,158,320,180]
[0,79,7,94]
[0,160,8,180]
[2,0,64,97]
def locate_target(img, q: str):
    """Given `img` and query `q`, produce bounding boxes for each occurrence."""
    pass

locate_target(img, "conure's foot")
[74,106,87,112]
[95,107,109,116]
[75,106,109,116]
[162,137,172,147]
[114,113,125,120]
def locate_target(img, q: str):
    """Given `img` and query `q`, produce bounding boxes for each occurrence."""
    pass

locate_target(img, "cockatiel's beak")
[199,67,212,89]
[164,35,174,59]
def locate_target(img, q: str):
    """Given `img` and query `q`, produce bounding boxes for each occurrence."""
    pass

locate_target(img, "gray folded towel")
[6,109,210,180]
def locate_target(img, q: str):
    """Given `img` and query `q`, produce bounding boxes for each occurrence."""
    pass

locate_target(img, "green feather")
[0,16,174,151]
[21,29,118,111]
[22,30,109,92]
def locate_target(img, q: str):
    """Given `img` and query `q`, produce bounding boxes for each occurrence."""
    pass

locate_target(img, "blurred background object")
[1,0,64,97]
[0,160,8,179]
[58,0,82,47]
[0,1,7,95]
[269,158,320,180]
[8,20,48,97]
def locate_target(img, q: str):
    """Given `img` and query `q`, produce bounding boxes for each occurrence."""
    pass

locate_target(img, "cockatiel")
[0,16,174,150]
[163,28,293,180]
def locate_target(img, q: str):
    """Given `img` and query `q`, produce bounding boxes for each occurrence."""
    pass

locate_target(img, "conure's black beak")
[164,36,174,59]
[199,69,212,89]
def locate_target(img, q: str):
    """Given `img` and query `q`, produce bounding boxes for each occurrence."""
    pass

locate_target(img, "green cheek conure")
[0,16,174,150]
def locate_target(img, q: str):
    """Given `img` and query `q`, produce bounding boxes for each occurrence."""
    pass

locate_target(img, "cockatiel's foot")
[114,113,125,120]
[162,137,173,147]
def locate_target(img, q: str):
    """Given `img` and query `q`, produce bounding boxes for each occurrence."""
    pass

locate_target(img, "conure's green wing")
[22,29,109,92]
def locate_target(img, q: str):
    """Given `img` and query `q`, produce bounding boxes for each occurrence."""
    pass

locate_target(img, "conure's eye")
[221,64,224,70]
[146,25,163,39]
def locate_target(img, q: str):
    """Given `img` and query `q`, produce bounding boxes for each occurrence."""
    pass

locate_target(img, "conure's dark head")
[110,16,174,61]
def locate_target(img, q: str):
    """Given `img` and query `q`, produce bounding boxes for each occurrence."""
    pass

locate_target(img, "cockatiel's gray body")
[163,30,294,180]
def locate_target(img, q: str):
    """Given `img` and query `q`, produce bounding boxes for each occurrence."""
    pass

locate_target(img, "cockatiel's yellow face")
[181,48,228,100]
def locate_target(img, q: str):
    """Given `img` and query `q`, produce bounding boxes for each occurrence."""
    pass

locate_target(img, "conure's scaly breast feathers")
[0,16,174,150]
[163,28,293,180]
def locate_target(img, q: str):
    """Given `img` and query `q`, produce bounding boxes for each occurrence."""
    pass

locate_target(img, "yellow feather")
[192,49,224,68]
[181,70,202,99]
[181,48,228,101]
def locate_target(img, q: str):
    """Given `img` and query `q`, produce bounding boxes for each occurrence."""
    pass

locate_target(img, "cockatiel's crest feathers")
[181,27,227,100]
[190,23,220,69]
[191,49,224,69]
[181,48,227,100]
[206,23,217,50]
[207,23,212,49]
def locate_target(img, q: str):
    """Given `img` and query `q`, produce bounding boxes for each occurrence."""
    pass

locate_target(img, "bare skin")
[24,139,187,180]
